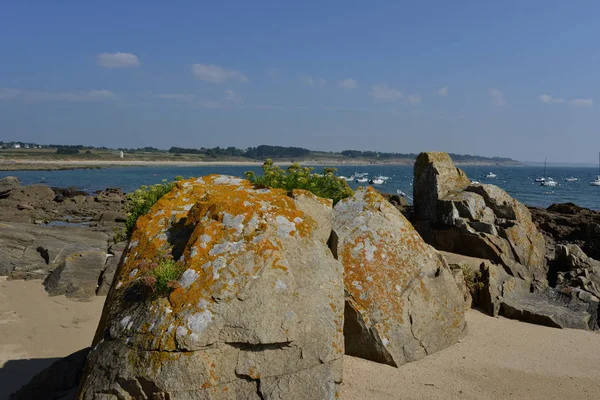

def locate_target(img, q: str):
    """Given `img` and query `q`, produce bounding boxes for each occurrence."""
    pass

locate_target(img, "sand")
[342,311,600,400]
[0,277,105,397]
[2,277,600,399]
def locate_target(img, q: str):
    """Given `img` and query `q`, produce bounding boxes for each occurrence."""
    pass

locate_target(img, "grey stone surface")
[77,176,344,399]
[332,187,467,368]
[0,222,110,299]
[413,152,547,292]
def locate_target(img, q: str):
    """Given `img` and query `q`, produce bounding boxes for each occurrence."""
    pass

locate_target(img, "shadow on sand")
[0,357,60,398]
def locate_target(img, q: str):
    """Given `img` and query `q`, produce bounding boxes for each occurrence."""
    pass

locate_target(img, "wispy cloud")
[224,89,243,102]
[0,88,115,102]
[194,100,223,109]
[338,78,358,89]
[570,98,593,107]
[154,94,196,103]
[96,52,140,68]
[489,88,505,106]
[0,88,22,100]
[537,94,565,104]
[407,95,422,105]
[301,76,325,87]
[192,64,248,84]
[370,83,403,102]
[435,87,448,97]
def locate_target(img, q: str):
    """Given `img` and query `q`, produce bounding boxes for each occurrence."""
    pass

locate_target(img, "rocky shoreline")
[1,153,599,399]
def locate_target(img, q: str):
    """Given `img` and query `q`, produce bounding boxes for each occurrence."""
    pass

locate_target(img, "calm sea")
[1,165,599,210]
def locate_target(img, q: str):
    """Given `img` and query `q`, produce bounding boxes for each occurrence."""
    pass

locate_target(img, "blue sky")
[1,1,599,163]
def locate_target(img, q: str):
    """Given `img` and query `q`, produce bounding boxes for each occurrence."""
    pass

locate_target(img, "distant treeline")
[0,141,517,163]
[168,145,310,159]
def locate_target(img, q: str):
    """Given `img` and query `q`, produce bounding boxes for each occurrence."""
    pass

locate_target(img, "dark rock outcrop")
[412,152,600,330]
[0,181,126,224]
[529,203,600,274]
[413,152,547,291]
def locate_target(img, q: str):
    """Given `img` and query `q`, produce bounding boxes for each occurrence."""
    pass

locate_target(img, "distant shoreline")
[0,159,521,171]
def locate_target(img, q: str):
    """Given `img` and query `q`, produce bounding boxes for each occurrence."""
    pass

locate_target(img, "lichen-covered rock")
[413,152,471,224]
[77,175,344,399]
[332,187,466,368]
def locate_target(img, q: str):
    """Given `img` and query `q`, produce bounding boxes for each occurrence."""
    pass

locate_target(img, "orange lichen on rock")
[333,187,466,368]
[78,174,344,399]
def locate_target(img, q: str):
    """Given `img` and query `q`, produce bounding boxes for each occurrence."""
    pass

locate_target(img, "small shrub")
[461,265,484,293]
[116,176,183,241]
[148,258,185,295]
[244,159,353,204]
[136,257,185,296]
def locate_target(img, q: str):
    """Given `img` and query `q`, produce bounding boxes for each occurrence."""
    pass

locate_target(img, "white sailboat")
[591,152,600,186]
[539,158,558,186]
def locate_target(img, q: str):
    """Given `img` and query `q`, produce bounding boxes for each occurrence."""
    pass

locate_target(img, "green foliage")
[461,265,484,293]
[244,159,353,204]
[115,176,183,242]
[146,258,185,296]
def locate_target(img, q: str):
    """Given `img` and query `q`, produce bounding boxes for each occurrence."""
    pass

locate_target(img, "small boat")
[355,177,368,183]
[375,175,391,181]
[540,178,558,187]
[590,153,600,186]
[534,177,545,183]
[565,177,579,182]
[538,158,557,186]
[396,189,413,201]
[339,175,355,181]
[354,172,368,178]
[485,172,497,179]
[470,180,480,184]
[369,178,384,185]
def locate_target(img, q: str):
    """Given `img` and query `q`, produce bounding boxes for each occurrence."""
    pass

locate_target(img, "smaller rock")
[0,176,20,198]
[43,250,109,300]
[17,203,34,210]
[92,211,127,223]
[501,290,595,330]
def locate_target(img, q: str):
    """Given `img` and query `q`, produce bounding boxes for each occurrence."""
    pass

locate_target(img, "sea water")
[1,165,599,210]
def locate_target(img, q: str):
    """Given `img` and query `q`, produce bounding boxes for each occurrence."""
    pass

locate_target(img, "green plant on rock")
[114,176,183,242]
[244,159,353,204]
[138,257,185,296]
[461,264,484,293]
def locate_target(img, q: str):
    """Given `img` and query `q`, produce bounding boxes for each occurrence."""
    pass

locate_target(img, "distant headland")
[0,141,523,171]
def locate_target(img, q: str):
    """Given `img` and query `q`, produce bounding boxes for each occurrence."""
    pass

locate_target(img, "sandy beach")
[1,277,600,399]
[0,157,501,171]
[0,277,105,397]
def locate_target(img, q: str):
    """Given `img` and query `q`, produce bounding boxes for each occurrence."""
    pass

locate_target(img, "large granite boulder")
[413,152,547,291]
[77,175,344,399]
[331,187,466,367]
